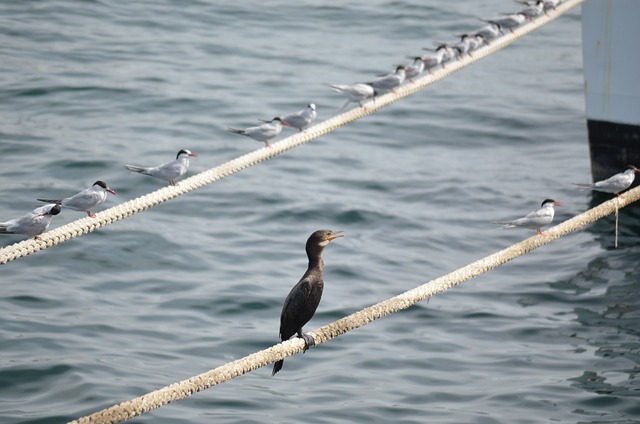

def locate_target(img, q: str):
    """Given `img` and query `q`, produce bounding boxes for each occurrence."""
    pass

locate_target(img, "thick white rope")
[0,0,584,265]
[69,185,640,424]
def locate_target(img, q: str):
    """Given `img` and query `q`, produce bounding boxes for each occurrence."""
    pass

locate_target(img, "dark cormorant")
[272,229,344,376]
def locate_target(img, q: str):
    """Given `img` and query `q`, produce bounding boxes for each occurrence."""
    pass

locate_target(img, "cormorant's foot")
[299,333,315,353]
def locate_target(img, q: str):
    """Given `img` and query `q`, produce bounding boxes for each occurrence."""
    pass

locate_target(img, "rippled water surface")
[1,1,639,423]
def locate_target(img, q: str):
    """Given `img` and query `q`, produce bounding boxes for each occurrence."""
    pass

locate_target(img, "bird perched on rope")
[516,0,547,18]
[366,65,406,94]
[324,83,377,108]
[404,57,425,82]
[227,117,289,148]
[272,229,344,376]
[280,103,317,132]
[37,181,116,218]
[473,22,504,42]
[0,204,61,240]
[420,44,455,73]
[449,34,475,59]
[542,0,561,11]
[125,149,198,186]
[482,13,527,34]
[494,199,563,236]
[573,165,640,197]
[464,34,489,52]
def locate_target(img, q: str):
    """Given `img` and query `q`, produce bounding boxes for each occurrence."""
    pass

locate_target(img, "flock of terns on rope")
[2,0,638,376]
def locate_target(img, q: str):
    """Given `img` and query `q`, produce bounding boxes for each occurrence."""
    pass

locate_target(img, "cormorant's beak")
[327,231,345,242]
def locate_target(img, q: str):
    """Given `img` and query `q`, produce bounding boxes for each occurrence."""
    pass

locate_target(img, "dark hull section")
[587,119,640,185]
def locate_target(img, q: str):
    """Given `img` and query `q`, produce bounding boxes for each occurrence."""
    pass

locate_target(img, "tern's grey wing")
[595,172,633,192]
[151,160,185,181]
[247,127,268,139]
[281,111,306,128]
[0,219,18,234]
[348,84,373,100]
[368,74,393,88]
[19,216,51,236]
[519,208,553,228]
[2,214,49,236]
[254,123,281,140]
[62,190,102,211]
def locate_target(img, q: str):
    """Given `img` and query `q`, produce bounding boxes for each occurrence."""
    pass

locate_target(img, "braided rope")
[70,185,640,424]
[0,0,583,265]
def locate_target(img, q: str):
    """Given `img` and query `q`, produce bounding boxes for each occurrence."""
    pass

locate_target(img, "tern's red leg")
[87,211,97,218]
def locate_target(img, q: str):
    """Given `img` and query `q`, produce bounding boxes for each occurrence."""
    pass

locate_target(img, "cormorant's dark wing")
[279,276,322,341]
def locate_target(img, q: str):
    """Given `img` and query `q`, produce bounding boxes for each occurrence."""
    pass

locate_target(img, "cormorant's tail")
[272,360,284,376]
